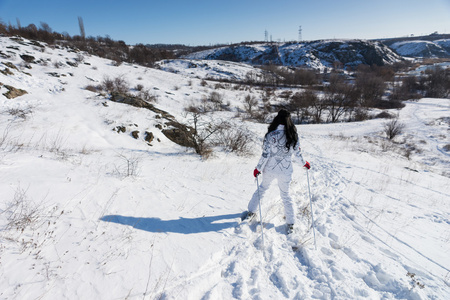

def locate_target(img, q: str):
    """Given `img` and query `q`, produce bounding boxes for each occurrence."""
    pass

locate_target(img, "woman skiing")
[244,109,310,234]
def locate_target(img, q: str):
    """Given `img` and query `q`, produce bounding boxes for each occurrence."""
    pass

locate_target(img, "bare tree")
[78,16,85,39]
[420,66,450,98]
[355,70,386,108]
[324,73,357,123]
[40,22,52,33]
[184,106,225,158]
[289,90,316,124]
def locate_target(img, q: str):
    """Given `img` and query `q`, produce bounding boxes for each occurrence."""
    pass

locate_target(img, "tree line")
[240,62,449,123]
[0,19,174,66]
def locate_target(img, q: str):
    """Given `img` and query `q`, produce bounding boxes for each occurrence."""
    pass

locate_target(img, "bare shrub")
[6,106,33,120]
[138,89,157,103]
[0,122,23,154]
[75,53,85,63]
[101,76,114,92]
[101,75,129,94]
[114,152,142,178]
[243,94,258,115]
[209,91,224,110]
[384,118,405,140]
[407,272,425,290]
[217,123,253,156]
[85,85,101,93]
[3,185,39,231]
[53,61,63,68]
[48,128,68,155]
[214,83,225,89]
[352,107,370,121]
[112,57,123,66]
[374,111,394,119]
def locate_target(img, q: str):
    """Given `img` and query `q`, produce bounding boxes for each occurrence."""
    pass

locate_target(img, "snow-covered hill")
[390,39,450,58]
[154,59,264,81]
[1,36,450,299]
[184,40,403,70]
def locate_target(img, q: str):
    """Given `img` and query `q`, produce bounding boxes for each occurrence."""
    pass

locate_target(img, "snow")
[155,59,263,81]
[1,36,450,299]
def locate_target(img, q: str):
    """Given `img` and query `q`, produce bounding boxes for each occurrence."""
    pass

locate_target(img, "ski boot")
[287,223,294,234]
[241,211,256,222]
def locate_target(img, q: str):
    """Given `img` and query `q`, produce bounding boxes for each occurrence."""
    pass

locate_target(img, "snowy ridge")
[184,40,403,70]
[390,39,450,58]
[1,36,450,299]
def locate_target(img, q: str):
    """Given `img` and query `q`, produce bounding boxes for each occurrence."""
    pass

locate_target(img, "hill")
[184,40,403,70]
[380,33,450,58]
[1,36,450,299]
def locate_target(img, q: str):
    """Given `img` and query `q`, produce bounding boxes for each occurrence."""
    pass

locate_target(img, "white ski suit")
[248,125,305,225]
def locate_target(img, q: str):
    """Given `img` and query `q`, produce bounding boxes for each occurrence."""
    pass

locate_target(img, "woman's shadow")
[100,213,241,234]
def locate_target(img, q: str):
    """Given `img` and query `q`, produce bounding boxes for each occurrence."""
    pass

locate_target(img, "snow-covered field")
[1,36,449,299]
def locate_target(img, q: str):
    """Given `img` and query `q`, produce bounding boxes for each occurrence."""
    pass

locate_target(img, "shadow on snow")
[100,213,241,234]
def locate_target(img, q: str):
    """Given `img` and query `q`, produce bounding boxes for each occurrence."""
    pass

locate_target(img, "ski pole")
[306,170,317,250]
[256,175,265,250]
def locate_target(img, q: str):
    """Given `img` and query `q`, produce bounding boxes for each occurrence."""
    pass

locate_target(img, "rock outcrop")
[109,92,195,148]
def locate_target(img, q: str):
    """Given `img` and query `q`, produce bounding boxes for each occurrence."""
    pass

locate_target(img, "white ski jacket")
[256,125,305,174]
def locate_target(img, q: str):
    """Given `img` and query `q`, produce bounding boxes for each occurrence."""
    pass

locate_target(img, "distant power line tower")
[298,26,302,42]
[265,29,268,42]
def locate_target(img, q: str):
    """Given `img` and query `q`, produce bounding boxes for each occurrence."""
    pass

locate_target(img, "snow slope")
[1,36,450,299]
[390,39,450,58]
[155,59,264,81]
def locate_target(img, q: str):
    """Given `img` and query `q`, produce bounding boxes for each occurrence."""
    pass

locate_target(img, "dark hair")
[266,109,298,150]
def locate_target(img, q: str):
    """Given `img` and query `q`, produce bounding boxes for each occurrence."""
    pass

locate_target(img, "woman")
[244,109,310,234]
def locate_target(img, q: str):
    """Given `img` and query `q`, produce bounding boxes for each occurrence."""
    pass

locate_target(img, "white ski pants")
[248,171,296,224]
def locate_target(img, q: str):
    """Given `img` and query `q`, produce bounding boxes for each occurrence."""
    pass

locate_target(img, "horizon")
[1,0,450,46]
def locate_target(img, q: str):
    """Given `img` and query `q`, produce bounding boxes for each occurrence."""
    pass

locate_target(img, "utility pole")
[298,26,302,42]
[265,29,268,42]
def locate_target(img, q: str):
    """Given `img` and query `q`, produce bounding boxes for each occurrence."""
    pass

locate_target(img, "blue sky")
[1,0,449,45]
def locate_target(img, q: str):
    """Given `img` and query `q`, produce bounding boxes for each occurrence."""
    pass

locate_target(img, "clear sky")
[1,0,449,45]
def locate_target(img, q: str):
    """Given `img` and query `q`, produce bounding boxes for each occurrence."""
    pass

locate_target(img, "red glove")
[303,161,311,170]
[253,168,261,177]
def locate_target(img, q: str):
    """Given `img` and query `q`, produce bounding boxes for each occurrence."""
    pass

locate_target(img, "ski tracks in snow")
[163,131,447,299]
[163,152,356,299]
